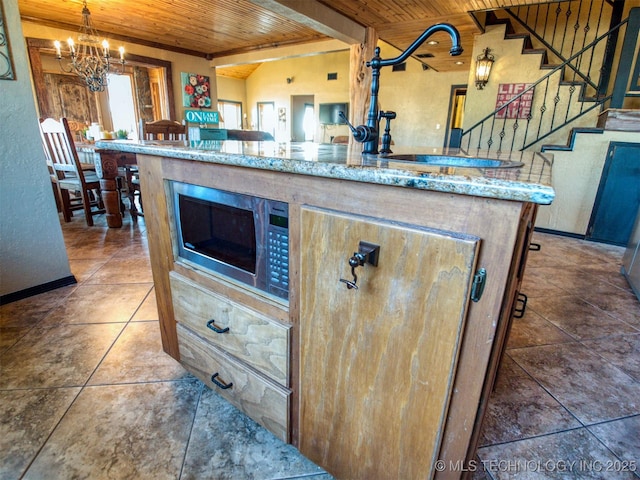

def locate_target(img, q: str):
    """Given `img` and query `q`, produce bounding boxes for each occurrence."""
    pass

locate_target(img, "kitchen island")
[96,139,553,479]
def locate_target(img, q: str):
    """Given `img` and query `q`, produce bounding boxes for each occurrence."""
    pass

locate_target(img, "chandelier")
[53,0,125,92]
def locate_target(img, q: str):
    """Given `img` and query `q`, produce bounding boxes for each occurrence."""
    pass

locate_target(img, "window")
[107,73,138,139]
[257,102,275,137]
[303,103,315,141]
[218,100,243,129]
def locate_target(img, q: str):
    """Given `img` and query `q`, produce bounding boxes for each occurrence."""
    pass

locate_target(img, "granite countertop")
[94,139,555,205]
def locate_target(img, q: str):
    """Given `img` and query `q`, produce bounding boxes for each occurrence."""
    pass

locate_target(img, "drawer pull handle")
[211,373,233,390]
[206,319,229,334]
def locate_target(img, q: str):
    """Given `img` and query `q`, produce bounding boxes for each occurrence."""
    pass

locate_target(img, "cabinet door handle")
[339,241,380,290]
[206,319,229,334]
[211,372,233,389]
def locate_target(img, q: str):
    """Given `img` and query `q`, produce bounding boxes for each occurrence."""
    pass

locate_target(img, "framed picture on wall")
[181,72,211,108]
[1,2,16,80]
[495,83,534,119]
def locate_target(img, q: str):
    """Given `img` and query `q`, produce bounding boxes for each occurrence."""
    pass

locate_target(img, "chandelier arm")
[53,0,125,92]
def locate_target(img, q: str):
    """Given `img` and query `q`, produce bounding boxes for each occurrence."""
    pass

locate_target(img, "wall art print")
[495,83,534,119]
[181,72,211,108]
[0,2,16,80]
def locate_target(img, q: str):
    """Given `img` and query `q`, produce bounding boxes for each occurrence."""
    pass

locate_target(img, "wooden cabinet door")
[299,207,480,480]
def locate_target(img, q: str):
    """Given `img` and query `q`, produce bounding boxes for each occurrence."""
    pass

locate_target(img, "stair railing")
[503,0,618,96]
[452,14,631,154]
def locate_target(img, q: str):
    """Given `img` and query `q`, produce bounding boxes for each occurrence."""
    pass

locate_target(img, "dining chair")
[39,117,105,226]
[139,119,188,140]
[128,119,188,216]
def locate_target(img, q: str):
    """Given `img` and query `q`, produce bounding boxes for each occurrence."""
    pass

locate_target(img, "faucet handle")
[338,111,377,144]
[379,111,396,155]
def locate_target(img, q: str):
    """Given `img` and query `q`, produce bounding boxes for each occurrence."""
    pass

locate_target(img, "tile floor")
[1,213,639,479]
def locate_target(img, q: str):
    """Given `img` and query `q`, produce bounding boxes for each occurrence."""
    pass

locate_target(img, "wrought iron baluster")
[521,113,533,152]
[535,77,552,141]
[498,108,509,153]
[543,3,552,42]
[568,1,583,61]
[487,115,498,153]
[552,3,562,53]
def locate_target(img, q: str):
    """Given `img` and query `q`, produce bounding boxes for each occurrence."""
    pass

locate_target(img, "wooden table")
[94,149,137,228]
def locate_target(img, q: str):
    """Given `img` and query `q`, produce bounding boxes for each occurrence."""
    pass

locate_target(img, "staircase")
[454,0,639,154]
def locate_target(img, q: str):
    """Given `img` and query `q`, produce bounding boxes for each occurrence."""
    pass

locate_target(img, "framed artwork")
[181,72,211,108]
[495,83,534,119]
[0,2,16,80]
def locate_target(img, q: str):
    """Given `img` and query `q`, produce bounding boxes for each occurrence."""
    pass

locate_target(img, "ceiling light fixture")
[475,47,495,90]
[53,0,125,92]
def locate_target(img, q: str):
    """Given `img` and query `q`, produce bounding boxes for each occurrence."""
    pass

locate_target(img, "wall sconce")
[475,47,495,90]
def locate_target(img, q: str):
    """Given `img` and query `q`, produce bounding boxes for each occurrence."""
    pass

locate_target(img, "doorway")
[107,73,138,138]
[588,142,640,245]
[257,102,276,138]
[444,85,466,148]
[218,100,243,129]
[27,38,176,136]
[291,95,314,142]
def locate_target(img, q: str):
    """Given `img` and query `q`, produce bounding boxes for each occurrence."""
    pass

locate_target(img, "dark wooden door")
[42,73,99,127]
[588,142,640,245]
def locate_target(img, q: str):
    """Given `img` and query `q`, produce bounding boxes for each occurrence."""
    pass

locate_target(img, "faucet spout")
[356,23,463,155]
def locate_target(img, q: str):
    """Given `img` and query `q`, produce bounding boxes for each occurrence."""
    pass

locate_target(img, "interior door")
[299,206,480,480]
[291,95,314,142]
[443,85,466,148]
[588,142,640,245]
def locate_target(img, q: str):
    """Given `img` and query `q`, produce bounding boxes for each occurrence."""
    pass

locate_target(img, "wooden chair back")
[39,117,83,179]
[39,117,104,226]
[140,119,187,140]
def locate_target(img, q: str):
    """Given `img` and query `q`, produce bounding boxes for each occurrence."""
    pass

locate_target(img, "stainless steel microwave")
[171,181,289,300]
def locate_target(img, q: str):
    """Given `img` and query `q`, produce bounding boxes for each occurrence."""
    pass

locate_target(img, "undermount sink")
[384,154,524,169]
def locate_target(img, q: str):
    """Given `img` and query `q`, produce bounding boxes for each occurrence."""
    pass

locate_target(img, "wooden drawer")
[170,272,290,386]
[177,323,290,442]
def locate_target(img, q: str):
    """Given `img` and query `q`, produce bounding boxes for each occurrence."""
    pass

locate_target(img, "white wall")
[0,0,72,297]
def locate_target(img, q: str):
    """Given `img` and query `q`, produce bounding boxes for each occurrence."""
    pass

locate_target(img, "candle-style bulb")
[102,40,109,56]
[67,38,75,55]
[54,40,61,58]
[118,46,125,61]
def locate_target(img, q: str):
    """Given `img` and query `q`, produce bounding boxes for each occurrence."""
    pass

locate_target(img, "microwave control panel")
[266,201,289,300]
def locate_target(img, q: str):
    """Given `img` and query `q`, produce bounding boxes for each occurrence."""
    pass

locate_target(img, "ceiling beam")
[209,39,349,68]
[249,0,366,45]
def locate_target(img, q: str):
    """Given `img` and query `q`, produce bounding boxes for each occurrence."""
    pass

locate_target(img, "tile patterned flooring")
[1,214,639,479]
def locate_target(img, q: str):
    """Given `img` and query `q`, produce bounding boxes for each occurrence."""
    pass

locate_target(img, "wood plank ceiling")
[17,0,551,78]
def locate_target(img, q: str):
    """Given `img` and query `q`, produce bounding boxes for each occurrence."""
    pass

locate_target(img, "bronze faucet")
[341,23,463,155]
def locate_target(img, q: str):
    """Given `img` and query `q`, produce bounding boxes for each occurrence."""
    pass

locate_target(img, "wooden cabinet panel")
[171,272,290,386]
[299,207,480,480]
[177,324,290,442]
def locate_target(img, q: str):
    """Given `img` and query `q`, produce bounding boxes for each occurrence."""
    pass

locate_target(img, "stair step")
[541,128,604,152]
[505,33,533,48]
[486,11,516,34]
[597,109,640,132]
